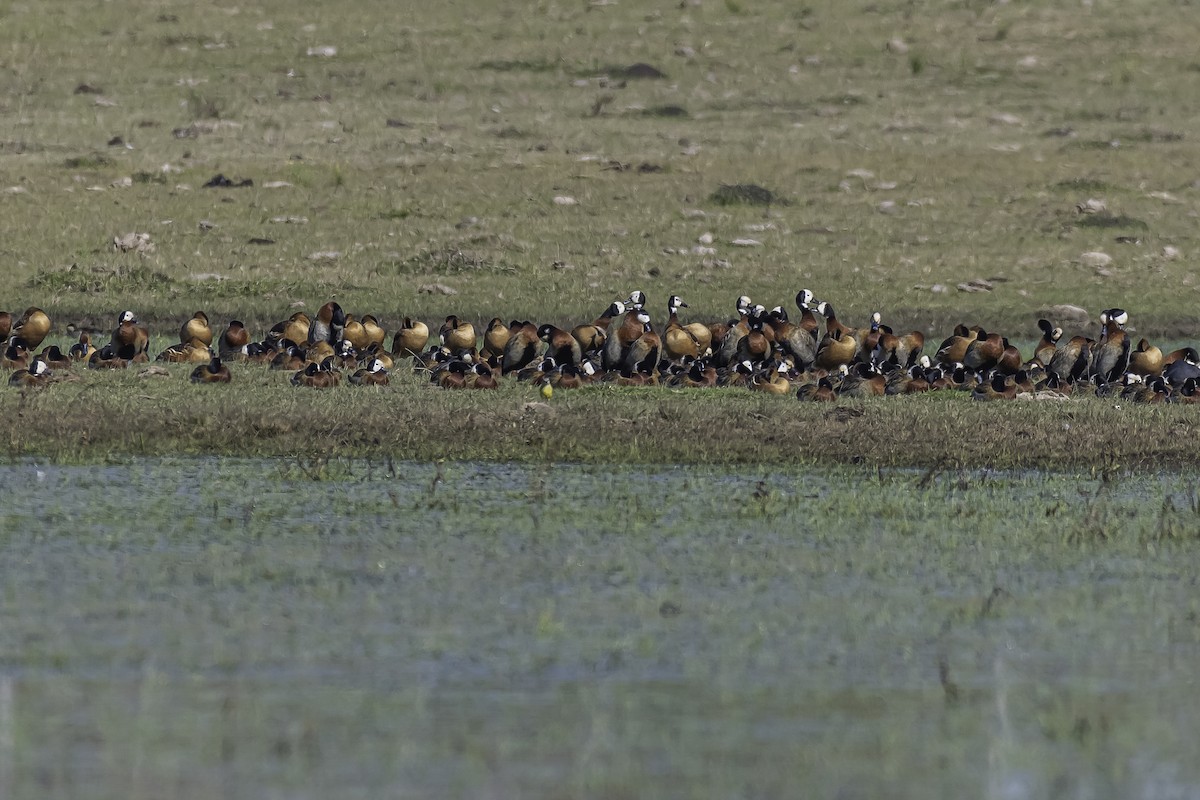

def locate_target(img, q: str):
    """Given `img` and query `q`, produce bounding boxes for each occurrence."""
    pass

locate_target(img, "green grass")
[4,355,1199,469]
[3,0,1200,461]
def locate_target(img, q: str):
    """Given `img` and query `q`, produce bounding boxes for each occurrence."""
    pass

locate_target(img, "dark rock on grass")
[203,173,254,188]
[709,183,787,207]
[385,118,409,128]
[643,105,688,118]
[1075,213,1148,230]
[616,62,667,79]
[74,83,104,95]
[604,161,665,174]
[63,153,114,169]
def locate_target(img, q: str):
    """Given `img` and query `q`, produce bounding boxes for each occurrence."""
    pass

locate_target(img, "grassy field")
[4,355,1200,469]
[3,0,1200,462]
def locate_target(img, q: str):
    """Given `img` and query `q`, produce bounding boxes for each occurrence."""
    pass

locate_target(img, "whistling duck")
[271,345,307,371]
[361,315,386,349]
[439,315,476,353]
[337,338,361,370]
[962,329,1005,372]
[1047,335,1092,384]
[885,328,925,370]
[538,323,583,367]
[38,346,72,370]
[816,301,856,342]
[857,311,887,357]
[795,290,821,336]
[157,341,212,363]
[88,344,126,369]
[750,362,792,395]
[0,311,10,342]
[1131,376,1169,404]
[436,359,473,389]
[111,311,149,361]
[8,358,50,388]
[1033,319,1062,366]
[769,307,818,371]
[181,311,213,348]
[712,295,753,368]
[572,301,624,355]
[502,321,540,375]
[469,362,499,389]
[350,357,390,386]
[934,324,980,367]
[677,359,717,388]
[735,311,772,364]
[265,312,310,351]
[621,315,661,373]
[1174,378,1200,404]
[663,296,703,361]
[547,363,582,390]
[342,314,369,351]
[392,317,430,358]
[219,321,251,359]
[307,301,346,348]
[838,362,886,398]
[360,343,393,370]
[605,304,650,370]
[971,372,1017,401]
[1163,350,1200,386]
[292,358,341,388]
[1128,338,1163,378]
[190,356,231,383]
[886,360,931,395]
[69,331,96,362]
[1163,346,1200,367]
[676,296,714,358]
[797,376,837,402]
[815,326,858,371]
[10,307,51,351]
[482,318,510,360]
[1090,309,1130,383]
[243,342,275,365]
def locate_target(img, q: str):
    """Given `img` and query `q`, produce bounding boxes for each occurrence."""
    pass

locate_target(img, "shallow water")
[0,458,1198,799]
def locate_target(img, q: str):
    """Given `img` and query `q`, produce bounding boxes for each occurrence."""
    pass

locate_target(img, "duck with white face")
[1091,308,1132,383]
[571,301,624,357]
[711,296,756,369]
[621,312,661,375]
[664,295,709,362]
[9,357,51,387]
[604,300,651,371]
[350,357,390,386]
[111,310,150,362]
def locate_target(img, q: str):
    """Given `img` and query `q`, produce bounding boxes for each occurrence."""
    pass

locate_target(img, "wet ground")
[0,458,1197,799]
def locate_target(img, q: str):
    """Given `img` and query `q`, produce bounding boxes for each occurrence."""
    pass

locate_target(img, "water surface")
[0,459,1197,799]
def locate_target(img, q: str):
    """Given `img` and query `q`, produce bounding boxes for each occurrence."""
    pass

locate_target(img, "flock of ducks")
[4,291,1200,403]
